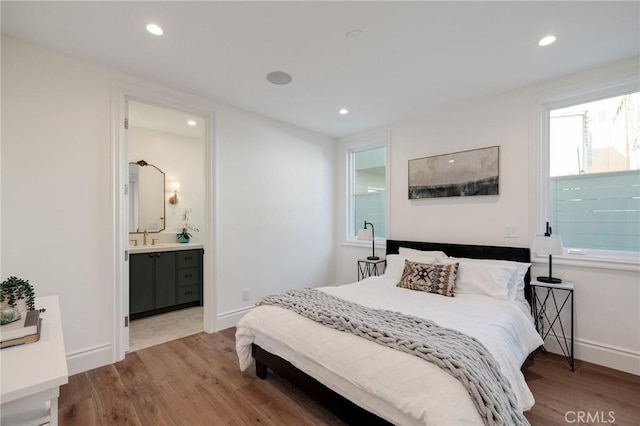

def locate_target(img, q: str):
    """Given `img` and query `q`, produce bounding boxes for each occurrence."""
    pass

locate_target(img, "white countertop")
[0,295,68,403]
[128,242,203,254]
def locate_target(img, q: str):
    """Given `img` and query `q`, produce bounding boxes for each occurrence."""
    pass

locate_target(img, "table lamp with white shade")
[531,222,565,283]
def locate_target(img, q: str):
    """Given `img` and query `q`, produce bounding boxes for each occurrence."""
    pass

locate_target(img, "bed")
[236,240,543,425]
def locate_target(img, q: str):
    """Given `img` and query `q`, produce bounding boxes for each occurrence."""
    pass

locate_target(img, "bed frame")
[251,239,531,424]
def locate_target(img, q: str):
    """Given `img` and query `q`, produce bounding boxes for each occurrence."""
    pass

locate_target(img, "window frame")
[534,72,640,271]
[343,133,390,246]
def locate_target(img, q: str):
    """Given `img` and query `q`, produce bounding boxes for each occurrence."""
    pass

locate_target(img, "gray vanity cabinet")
[176,250,202,304]
[154,252,177,309]
[129,248,202,320]
[130,253,155,314]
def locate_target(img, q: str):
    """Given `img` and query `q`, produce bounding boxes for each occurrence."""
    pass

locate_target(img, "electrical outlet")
[504,224,519,238]
[242,289,250,301]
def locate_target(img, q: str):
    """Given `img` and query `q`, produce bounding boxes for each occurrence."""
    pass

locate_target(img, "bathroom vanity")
[129,244,204,320]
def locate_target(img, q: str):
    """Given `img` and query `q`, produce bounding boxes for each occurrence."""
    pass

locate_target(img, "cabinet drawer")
[177,285,199,304]
[177,250,200,268]
[177,268,199,287]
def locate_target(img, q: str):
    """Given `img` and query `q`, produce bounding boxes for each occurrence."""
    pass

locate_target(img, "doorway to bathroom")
[126,100,206,352]
[112,80,217,361]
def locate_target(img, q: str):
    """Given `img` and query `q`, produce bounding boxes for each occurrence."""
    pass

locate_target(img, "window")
[547,91,639,254]
[348,145,387,240]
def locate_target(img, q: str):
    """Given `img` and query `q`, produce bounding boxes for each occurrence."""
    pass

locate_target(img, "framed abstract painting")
[408,146,499,199]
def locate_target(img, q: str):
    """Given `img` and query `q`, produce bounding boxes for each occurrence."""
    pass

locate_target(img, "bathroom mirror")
[129,160,166,233]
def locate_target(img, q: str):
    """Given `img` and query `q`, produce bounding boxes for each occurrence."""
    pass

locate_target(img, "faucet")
[143,229,148,246]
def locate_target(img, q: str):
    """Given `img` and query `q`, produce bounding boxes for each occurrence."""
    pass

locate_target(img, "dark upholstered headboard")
[386,240,532,302]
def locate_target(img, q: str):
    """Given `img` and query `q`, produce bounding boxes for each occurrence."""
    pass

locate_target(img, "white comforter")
[236,276,543,426]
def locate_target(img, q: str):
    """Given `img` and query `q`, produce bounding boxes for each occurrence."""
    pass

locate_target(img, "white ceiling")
[2,1,639,138]
[129,100,205,139]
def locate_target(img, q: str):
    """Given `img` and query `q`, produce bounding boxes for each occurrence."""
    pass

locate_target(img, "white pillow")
[450,257,531,301]
[398,247,449,258]
[450,260,518,300]
[384,254,443,280]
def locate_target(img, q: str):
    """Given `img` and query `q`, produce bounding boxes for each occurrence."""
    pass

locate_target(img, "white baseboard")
[65,307,254,374]
[543,333,640,375]
[216,306,253,331]
[66,343,113,375]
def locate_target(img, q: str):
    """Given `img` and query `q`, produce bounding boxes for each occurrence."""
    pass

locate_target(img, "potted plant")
[1,276,35,325]
[177,228,192,243]
[177,208,199,243]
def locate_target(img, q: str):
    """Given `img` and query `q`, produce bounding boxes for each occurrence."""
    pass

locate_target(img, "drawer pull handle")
[184,274,193,278]
[156,253,161,257]
[185,290,193,295]
[185,256,193,260]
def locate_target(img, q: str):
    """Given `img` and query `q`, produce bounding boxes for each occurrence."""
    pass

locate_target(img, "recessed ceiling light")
[187,120,197,126]
[538,35,556,47]
[339,108,349,115]
[146,23,163,36]
[449,159,455,163]
[266,71,292,85]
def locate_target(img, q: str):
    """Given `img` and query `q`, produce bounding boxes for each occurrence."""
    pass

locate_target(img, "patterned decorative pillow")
[396,260,459,297]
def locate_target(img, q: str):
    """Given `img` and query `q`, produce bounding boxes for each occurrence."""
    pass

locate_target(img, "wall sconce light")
[531,222,565,283]
[168,181,181,205]
[357,221,379,260]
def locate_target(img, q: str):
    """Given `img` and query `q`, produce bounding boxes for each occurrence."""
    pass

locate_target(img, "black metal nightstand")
[357,259,386,281]
[530,280,575,371]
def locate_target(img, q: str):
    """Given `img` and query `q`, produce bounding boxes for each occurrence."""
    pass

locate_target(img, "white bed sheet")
[236,276,543,425]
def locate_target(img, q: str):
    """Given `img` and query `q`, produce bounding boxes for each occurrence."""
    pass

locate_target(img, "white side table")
[530,280,575,371]
[1,296,68,425]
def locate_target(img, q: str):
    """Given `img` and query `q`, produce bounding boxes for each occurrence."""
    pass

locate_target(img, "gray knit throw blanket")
[257,288,529,426]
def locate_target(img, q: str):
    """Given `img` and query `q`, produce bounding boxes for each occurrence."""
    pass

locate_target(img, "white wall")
[129,126,205,242]
[215,108,336,327]
[336,59,640,374]
[2,37,120,372]
[1,36,336,373]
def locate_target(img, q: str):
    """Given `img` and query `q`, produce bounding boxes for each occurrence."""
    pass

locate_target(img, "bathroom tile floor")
[128,306,203,352]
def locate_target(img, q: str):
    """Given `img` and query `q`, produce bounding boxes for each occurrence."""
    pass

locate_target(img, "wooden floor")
[59,328,640,426]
